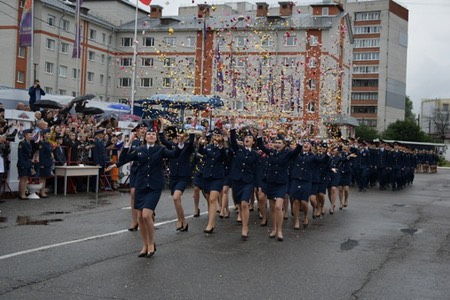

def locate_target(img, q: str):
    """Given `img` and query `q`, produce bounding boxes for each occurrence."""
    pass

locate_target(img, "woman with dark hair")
[36,128,54,198]
[256,125,302,241]
[107,127,182,258]
[228,117,258,239]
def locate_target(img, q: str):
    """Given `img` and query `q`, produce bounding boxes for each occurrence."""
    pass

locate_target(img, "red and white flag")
[139,0,152,5]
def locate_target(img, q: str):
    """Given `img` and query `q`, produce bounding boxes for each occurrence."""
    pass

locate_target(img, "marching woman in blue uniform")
[198,128,228,234]
[125,124,146,231]
[107,126,183,258]
[327,146,342,215]
[159,120,195,232]
[338,145,357,209]
[229,118,258,239]
[17,129,34,200]
[37,128,54,198]
[256,125,302,241]
[316,143,330,216]
[290,140,329,229]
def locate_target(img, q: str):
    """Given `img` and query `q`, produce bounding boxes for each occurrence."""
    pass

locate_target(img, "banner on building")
[19,0,33,47]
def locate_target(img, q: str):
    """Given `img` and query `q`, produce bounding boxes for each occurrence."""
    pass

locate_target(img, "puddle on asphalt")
[393,204,406,207]
[42,211,71,215]
[340,239,359,251]
[16,216,63,225]
[0,217,7,223]
[401,228,418,235]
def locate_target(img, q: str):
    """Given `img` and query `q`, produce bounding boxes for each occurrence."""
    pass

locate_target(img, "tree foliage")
[355,124,379,142]
[382,119,436,142]
[405,96,416,123]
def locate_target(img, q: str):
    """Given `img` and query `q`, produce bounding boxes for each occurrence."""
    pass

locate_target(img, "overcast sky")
[134,0,450,114]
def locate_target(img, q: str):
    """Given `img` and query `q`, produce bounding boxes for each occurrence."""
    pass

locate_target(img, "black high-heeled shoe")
[203,227,215,234]
[180,223,189,232]
[241,234,248,240]
[219,214,224,219]
[277,235,284,242]
[138,252,146,258]
[194,208,200,217]
[128,224,139,231]
[260,220,268,227]
[146,244,156,258]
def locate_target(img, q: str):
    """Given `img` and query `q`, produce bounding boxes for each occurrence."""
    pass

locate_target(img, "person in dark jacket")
[17,129,34,199]
[28,80,45,112]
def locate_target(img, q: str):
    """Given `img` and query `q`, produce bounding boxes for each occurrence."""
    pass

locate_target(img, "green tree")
[405,96,416,123]
[355,124,379,141]
[382,119,436,142]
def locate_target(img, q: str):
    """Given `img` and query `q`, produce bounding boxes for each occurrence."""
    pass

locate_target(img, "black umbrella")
[71,94,96,104]
[34,99,62,109]
[82,107,104,115]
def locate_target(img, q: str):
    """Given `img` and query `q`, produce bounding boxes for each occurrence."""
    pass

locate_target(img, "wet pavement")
[1,169,450,299]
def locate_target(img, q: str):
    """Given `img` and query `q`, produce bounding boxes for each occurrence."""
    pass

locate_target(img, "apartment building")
[0,0,355,136]
[344,0,408,131]
[420,98,450,137]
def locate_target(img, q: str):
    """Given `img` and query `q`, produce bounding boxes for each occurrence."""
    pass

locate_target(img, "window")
[45,87,53,94]
[45,62,54,74]
[322,7,329,16]
[89,29,96,40]
[354,39,380,48]
[58,89,67,95]
[354,26,381,34]
[353,52,379,61]
[107,76,111,86]
[143,37,155,47]
[119,78,131,87]
[308,57,317,68]
[102,33,106,44]
[163,58,175,67]
[18,46,26,58]
[87,72,94,82]
[72,68,80,79]
[236,58,247,68]
[307,101,316,113]
[235,36,247,47]
[60,42,69,54]
[261,36,273,47]
[164,37,176,47]
[309,35,318,46]
[46,38,56,50]
[353,66,379,74]
[355,11,381,21]
[356,119,377,127]
[62,19,70,32]
[101,54,105,64]
[141,78,153,87]
[88,51,95,61]
[17,71,25,83]
[282,57,296,67]
[351,92,378,101]
[443,104,449,111]
[121,58,132,66]
[351,106,377,114]
[162,78,172,87]
[121,37,133,47]
[47,14,56,26]
[108,35,112,45]
[100,74,104,85]
[20,0,25,8]
[59,65,68,77]
[352,79,378,87]
[307,79,316,90]
[184,78,194,87]
[142,57,154,67]
[186,57,195,67]
[186,37,195,47]
[284,35,296,47]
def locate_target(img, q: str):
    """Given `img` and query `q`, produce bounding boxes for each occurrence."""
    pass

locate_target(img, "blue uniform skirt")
[129,170,138,188]
[223,175,232,187]
[311,182,320,196]
[169,177,190,195]
[339,173,351,186]
[18,166,32,177]
[38,166,52,177]
[193,173,204,190]
[203,178,224,193]
[289,179,311,201]
[328,172,341,188]
[232,180,254,204]
[266,182,288,200]
[135,188,162,211]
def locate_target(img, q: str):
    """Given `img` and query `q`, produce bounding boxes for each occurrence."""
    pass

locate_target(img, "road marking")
[0,209,215,261]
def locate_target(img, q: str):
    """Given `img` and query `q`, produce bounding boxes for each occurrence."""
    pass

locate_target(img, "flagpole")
[29,0,34,85]
[130,0,139,115]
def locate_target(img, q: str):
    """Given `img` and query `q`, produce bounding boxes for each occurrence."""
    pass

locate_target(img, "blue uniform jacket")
[197,143,227,179]
[159,132,195,178]
[290,151,329,182]
[91,138,107,167]
[38,140,53,168]
[229,129,258,183]
[17,140,33,169]
[256,137,301,184]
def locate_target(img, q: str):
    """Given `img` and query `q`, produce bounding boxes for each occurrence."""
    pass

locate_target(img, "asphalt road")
[1,169,450,300]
